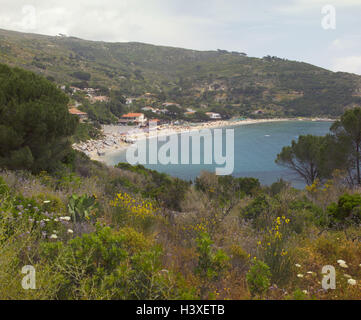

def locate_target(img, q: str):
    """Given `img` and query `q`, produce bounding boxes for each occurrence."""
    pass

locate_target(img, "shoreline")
[73,117,335,162]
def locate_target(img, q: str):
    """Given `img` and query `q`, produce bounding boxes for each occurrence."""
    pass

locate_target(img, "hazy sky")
[0,0,360,74]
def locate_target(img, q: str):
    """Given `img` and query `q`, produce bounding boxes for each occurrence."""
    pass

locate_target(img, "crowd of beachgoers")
[72,117,334,162]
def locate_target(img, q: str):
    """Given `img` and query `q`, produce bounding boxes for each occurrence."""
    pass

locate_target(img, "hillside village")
[64,83,337,159]
[63,84,232,157]
[63,84,224,127]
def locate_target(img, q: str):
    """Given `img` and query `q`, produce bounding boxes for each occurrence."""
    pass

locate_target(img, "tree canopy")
[330,108,361,185]
[276,107,361,186]
[276,135,325,185]
[0,63,78,173]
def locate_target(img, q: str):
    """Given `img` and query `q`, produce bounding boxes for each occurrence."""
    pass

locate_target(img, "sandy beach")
[72,117,335,162]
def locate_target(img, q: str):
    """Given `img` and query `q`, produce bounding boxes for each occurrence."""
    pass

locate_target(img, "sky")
[0,0,360,74]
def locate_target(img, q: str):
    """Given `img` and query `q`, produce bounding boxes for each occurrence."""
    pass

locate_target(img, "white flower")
[337,259,348,268]
[297,274,304,278]
[339,262,349,269]
[67,229,74,234]
[60,216,71,221]
[302,290,308,295]
[50,234,58,239]
[348,279,357,286]
[295,264,301,268]
[43,200,51,204]
[54,218,59,222]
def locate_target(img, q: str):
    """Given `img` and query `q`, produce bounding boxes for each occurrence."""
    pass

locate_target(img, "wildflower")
[337,259,348,268]
[43,200,51,204]
[60,216,71,221]
[348,279,357,286]
[302,290,308,295]
[295,264,301,268]
[160,269,169,274]
[339,262,348,269]
[50,234,58,239]
[281,250,288,256]
[67,229,74,234]
[297,274,304,278]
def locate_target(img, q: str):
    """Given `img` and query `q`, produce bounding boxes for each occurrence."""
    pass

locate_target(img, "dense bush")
[328,193,361,226]
[246,260,271,298]
[116,163,191,211]
[71,71,91,81]
[0,64,77,173]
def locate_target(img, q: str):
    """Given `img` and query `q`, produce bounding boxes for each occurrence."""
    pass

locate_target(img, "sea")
[103,121,332,189]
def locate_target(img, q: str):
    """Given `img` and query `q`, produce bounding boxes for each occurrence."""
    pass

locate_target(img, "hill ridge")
[0,28,360,117]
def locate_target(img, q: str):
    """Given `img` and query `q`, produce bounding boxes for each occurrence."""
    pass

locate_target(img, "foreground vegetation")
[1,159,361,300]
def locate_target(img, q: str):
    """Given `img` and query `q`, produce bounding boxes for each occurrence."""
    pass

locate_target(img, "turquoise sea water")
[104,121,332,189]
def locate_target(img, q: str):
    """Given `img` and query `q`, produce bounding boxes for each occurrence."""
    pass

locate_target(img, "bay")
[104,121,332,189]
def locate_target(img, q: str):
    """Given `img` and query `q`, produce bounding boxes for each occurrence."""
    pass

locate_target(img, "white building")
[120,113,147,125]
[206,112,222,120]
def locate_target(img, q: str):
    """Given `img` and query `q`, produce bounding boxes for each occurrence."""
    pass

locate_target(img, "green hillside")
[1,28,361,117]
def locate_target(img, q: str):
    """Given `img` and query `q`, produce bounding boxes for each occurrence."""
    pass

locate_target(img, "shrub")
[241,194,274,229]
[110,192,158,232]
[268,179,290,196]
[327,193,361,227]
[195,232,229,298]
[246,260,271,298]
[67,194,98,223]
[257,216,294,286]
[40,226,193,299]
[116,163,190,211]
